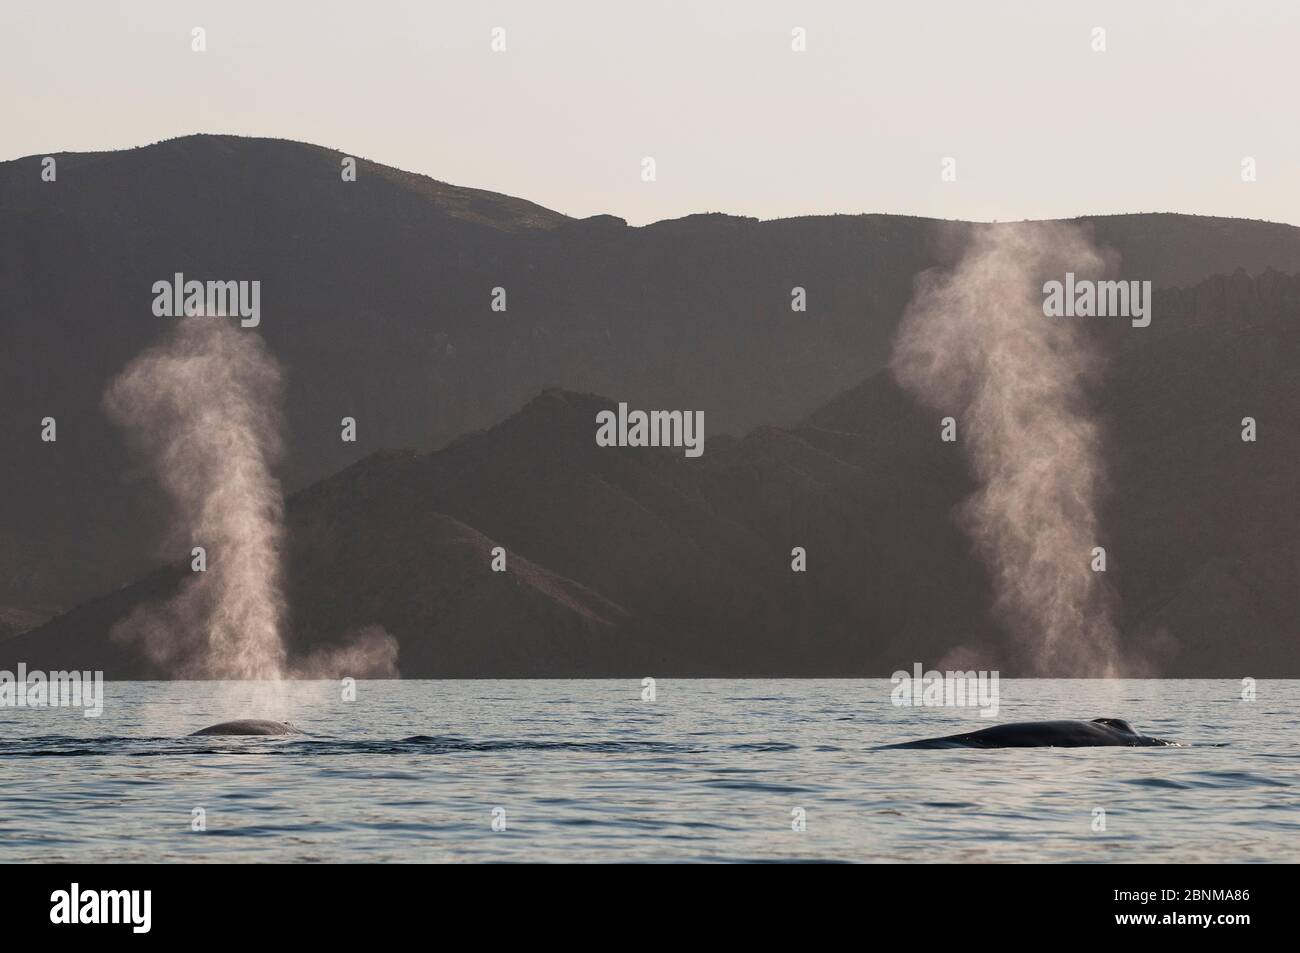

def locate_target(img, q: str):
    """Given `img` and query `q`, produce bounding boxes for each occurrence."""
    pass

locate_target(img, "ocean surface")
[1,679,1296,863]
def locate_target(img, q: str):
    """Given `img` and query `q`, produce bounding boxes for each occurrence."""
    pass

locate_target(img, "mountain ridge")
[3,135,1299,654]
[11,133,1300,233]
[10,265,1297,676]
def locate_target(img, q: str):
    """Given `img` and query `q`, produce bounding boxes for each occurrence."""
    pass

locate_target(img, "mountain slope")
[5,134,1300,631]
[10,268,1297,676]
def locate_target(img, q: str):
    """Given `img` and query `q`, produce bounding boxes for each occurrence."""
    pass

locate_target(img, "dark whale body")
[191,719,302,736]
[884,718,1177,749]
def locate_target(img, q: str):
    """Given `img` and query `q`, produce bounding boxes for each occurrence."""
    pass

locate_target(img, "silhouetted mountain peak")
[5,136,1300,662]
[5,133,570,233]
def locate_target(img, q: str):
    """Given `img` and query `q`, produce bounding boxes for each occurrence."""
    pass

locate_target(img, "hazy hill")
[4,134,1300,638]
[10,268,1296,676]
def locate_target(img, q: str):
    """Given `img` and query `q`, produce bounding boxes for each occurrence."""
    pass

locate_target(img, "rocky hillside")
[5,134,1300,626]
[10,269,1296,676]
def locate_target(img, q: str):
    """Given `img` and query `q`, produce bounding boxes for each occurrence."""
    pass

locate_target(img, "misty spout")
[104,319,289,680]
[891,223,1123,677]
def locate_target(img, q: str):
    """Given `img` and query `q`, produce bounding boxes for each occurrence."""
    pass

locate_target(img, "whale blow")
[883,718,1177,749]
[191,719,302,736]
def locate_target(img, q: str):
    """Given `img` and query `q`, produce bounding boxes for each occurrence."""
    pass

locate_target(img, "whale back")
[191,719,301,736]
[884,718,1175,749]
[1091,718,1137,735]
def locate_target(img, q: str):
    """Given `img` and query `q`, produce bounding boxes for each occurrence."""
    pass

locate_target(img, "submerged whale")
[190,719,302,736]
[883,718,1177,749]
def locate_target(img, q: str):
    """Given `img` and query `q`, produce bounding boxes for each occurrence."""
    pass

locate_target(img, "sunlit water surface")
[1,679,1296,862]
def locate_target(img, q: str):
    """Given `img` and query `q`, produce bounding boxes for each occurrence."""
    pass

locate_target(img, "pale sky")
[2,0,1296,226]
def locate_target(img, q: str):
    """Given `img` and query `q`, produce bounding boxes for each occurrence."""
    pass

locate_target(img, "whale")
[882,718,1177,749]
[190,719,302,736]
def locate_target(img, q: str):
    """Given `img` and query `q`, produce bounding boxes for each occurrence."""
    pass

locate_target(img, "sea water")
[1,679,1295,862]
